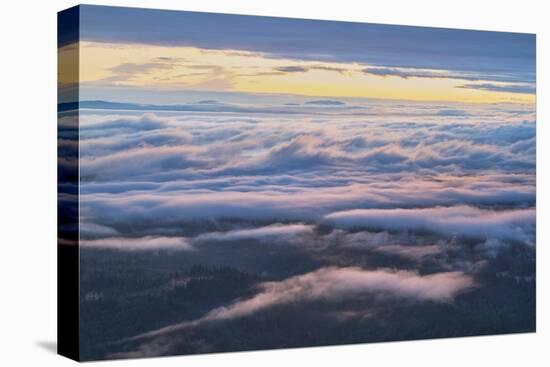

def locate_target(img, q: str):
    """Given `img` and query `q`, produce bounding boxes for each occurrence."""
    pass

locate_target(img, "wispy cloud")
[80,236,192,251]
[274,66,309,73]
[324,206,535,242]
[194,224,314,243]
[363,67,534,85]
[128,267,474,340]
[364,67,463,80]
[101,62,176,84]
[456,83,536,94]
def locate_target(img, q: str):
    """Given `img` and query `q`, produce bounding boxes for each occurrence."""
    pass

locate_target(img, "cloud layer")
[78,101,535,246]
[324,206,535,242]
[75,97,535,360]
[80,236,192,251]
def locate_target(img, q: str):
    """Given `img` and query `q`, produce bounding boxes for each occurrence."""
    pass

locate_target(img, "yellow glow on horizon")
[64,41,535,104]
[58,43,79,86]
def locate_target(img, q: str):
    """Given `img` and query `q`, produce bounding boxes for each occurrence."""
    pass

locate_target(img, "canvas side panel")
[57,5,80,362]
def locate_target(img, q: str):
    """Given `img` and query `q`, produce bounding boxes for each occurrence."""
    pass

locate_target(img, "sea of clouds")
[77,100,535,240]
[72,98,535,356]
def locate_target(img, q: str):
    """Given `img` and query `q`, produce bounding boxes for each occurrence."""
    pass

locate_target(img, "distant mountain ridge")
[58,100,348,114]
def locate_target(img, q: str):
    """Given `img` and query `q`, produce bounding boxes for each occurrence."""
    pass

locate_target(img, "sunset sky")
[60,5,536,104]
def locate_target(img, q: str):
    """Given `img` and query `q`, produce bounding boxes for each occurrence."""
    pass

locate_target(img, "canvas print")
[58,5,536,361]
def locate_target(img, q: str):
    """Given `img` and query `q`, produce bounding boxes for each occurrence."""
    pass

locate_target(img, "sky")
[59,5,536,104]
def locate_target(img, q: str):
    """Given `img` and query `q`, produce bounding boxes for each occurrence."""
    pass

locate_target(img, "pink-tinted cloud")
[130,267,474,340]
[324,206,535,242]
[194,224,314,243]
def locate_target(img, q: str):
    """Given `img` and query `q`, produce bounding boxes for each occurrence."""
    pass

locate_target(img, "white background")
[0,0,547,365]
